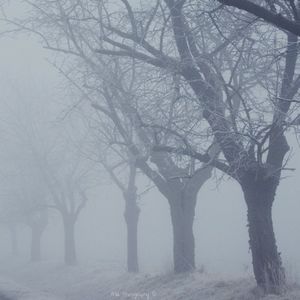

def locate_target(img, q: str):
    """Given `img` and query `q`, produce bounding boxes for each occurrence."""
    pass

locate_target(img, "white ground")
[0,260,299,300]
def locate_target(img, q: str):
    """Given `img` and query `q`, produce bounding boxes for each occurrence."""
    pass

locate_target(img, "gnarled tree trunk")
[148,151,214,274]
[169,192,197,273]
[242,174,285,294]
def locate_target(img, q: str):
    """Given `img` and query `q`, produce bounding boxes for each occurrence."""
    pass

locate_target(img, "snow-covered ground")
[0,260,299,300]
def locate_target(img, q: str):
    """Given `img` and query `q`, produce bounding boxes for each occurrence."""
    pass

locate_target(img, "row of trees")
[0,93,94,265]
[1,0,300,295]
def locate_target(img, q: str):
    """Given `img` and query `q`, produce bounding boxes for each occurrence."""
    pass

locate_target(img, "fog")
[1,31,300,276]
[0,1,300,300]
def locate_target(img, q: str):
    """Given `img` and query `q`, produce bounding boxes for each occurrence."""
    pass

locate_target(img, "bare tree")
[0,172,49,262]
[99,149,140,273]
[0,78,93,266]
[0,126,50,262]
[36,136,92,266]
[27,209,48,262]
[73,60,216,273]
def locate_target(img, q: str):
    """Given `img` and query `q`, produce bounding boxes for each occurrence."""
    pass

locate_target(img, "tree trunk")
[124,195,140,273]
[63,215,77,265]
[29,210,48,262]
[169,193,196,273]
[242,175,286,294]
[9,225,18,256]
[30,226,43,262]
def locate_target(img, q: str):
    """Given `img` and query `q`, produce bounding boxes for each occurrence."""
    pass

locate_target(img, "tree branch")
[218,0,300,36]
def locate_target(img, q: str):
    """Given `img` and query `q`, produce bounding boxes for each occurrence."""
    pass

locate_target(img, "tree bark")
[30,226,43,262]
[124,199,140,273]
[242,174,286,294]
[63,215,77,265]
[169,193,196,273]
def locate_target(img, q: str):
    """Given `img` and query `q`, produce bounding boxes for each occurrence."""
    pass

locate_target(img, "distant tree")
[0,197,20,257]
[0,188,48,261]
[99,150,140,273]
[0,149,49,261]
[27,209,48,262]
[0,80,93,266]
[33,133,92,266]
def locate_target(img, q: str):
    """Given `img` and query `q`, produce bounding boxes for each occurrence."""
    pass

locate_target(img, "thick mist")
[0,1,300,300]
[0,32,299,275]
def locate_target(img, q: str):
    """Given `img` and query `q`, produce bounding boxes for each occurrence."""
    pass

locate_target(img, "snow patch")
[0,276,63,300]
[0,261,300,299]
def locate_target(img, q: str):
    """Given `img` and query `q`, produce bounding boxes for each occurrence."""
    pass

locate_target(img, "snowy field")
[0,260,299,300]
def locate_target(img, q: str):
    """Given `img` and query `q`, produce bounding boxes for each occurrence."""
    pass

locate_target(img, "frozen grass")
[0,260,299,300]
